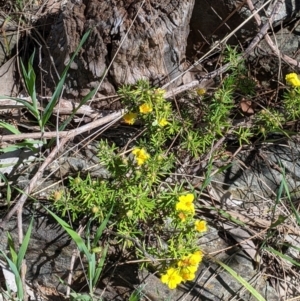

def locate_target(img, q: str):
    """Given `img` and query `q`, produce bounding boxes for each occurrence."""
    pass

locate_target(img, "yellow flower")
[286,73,300,87]
[53,190,63,201]
[178,250,203,267]
[178,256,192,268]
[161,268,183,289]
[195,220,208,233]
[158,118,169,127]
[179,265,197,281]
[123,112,137,125]
[132,148,150,165]
[175,194,195,213]
[189,250,203,265]
[179,193,194,203]
[196,88,206,95]
[153,89,166,103]
[154,88,166,97]
[139,103,153,114]
[178,212,187,222]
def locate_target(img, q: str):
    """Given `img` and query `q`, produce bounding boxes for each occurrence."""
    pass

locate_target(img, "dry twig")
[0,110,124,233]
[164,0,292,99]
[0,110,124,142]
[247,0,300,67]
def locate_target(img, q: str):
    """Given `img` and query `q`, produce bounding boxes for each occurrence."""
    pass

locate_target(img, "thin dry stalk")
[164,0,289,99]
[163,0,273,90]
[0,111,124,232]
[0,110,124,142]
[247,0,299,67]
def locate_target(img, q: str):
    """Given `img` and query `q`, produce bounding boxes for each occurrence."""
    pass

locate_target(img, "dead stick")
[0,110,124,229]
[0,110,125,142]
[247,0,299,66]
[3,136,69,230]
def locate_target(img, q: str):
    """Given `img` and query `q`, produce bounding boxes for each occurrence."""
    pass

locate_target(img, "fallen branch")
[0,110,124,142]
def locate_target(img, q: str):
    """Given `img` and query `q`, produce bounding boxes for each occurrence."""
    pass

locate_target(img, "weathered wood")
[41,0,195,99]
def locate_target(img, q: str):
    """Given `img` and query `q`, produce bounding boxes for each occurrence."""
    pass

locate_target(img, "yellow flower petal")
[178,193,194,203]
[176,194,195,213]
[189,250,203,265]
[195,220,208,233]
[132,148,150,165]
[178,212,187,222]
[286,73,300,87]
[181,271,196,281]
[196,88,206,95]
[139,103,153,114]
[158,118,169,127]
[178,251,203,267]
[176,202,195,213]
[179,265,197,281]
[123,112,137,125]
[161,268,183,289]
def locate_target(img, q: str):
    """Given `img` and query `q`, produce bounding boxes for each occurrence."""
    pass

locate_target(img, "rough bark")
[40,0,195,100]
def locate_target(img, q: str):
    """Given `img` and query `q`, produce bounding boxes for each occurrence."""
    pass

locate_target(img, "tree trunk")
[40,0,195,101]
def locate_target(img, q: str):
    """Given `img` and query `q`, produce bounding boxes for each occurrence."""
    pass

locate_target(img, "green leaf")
[7,232,18,264]
[0,140,41,153]
[17,217,33,271]
[0,96,39,120]
[213,258,266,301]
[282,243,300,252]
[45,207,91,261]
[88,253,96,292]
[42,29,91,127]
[0,251,23,300]
[93,204,113,247]
[58,85,98,132]
[0,172,11,204]
[265,247,300,268]
[129,287,143,301]
[0,145,25,153]
[278,163,300,225]
[0,121,21,134]
[93,244,108,287]
[20,50,37,108]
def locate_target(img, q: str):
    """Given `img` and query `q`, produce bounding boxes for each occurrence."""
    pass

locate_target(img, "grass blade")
[7,232,17,264]
[20,50,37,107]
[213,258,266,301]
[0,140,43,153]
[0,121,21,134]
[45,207,91,260]
[278,163,300,225]
[88,253,96,292]
[16,217,33,271]
[0,96,39,120]
[42,29,91,127]
[0,251,23,300]
[265,247,300,268]
[93,204,114,246]
[59,86,97,131]
[0,172,11,204]
[93,244,108,287]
